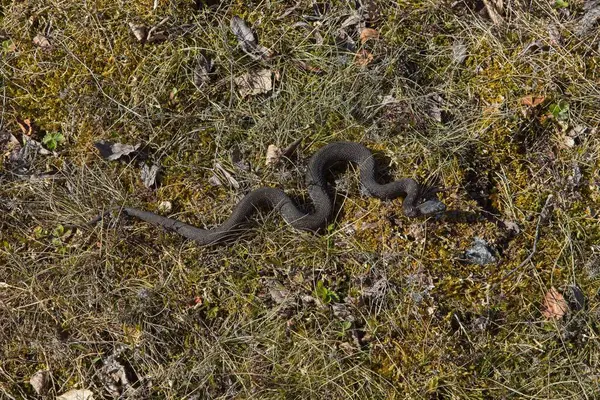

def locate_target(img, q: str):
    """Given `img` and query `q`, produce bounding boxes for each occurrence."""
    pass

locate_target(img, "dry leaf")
[234,69,272,98]
[158,201,172,213]
[267,280,291,304]
[254,44,275,60]
[359,28,379,43]
[520,95,545,107]
[30,370,50,395]
[193,53,214,87]
[213,162,239,189]
[336,30,357,52]
[354,49,373,66]
[294,60,323,74]
[542,286,568,319]
[33,34,51,50]
[230,16,274,60]
[141,163,160,188]
[94,141,141,161]
[230,16,257,47]
[56,389,95,400]
[16,117,33,136]
[128,23,148,42]
[340,14,362,30]
[428,93,444,123]
[563,135,575,148]
[265,144,283,166]
[292,21,324,45]
[0,131,20,157]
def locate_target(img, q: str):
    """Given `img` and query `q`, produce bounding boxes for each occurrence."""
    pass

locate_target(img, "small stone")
[503,220,520,233]
[465,237,497,265]
[563,136,575,148]
[158,201,172,213]
[30,370,50,395]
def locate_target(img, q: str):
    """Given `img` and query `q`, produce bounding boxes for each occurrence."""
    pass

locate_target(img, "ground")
[1,0,599,398]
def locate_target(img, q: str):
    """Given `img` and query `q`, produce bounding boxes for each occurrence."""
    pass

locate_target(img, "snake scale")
[101,142,445,245]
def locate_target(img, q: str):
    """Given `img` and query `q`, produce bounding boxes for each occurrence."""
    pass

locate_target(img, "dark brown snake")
[92,142,445,245]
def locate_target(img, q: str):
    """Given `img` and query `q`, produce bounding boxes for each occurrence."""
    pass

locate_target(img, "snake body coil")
[114,142,444,245]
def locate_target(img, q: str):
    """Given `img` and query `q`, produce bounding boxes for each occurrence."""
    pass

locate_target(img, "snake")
[96,142,445,245]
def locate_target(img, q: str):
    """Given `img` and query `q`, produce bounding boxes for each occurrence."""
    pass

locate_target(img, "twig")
[147,16,169,42]
[499,194,554,284]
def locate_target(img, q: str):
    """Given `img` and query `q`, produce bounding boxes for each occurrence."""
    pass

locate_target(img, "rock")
[465,237,497,265]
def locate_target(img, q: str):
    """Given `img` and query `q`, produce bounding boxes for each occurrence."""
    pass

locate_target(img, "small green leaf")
[315,280,339,304]
[53,224,65,237]
[42,132,65,150]
[554,0,568,8]
[548,101,569,121]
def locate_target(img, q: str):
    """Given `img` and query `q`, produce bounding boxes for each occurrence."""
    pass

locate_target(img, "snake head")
[416,199,446,215]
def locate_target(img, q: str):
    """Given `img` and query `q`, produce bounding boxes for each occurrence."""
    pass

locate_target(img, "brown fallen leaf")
[354,49,373,66]
[359,28,379,44]
[234,69,273,98]
[33,34,52,50]
[521,95,545,107]
[542,286,568,319]
[16,117,33,136]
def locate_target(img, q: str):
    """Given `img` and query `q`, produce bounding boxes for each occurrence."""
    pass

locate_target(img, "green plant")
[548,100,569,121]
[554,0,568,8]
[315,280,339,304]
[42,131,65,150]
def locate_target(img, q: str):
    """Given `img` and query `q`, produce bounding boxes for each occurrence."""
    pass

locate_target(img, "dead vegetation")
[1,0,599,398]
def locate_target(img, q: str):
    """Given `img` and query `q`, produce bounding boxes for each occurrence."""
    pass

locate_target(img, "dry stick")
[146,16,170,42]
[495,194,554,288]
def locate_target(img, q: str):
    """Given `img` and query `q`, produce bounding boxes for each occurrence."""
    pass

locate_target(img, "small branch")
[499,194,554,284]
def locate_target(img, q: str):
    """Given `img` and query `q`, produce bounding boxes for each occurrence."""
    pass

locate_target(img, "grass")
[1,0,600,398]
